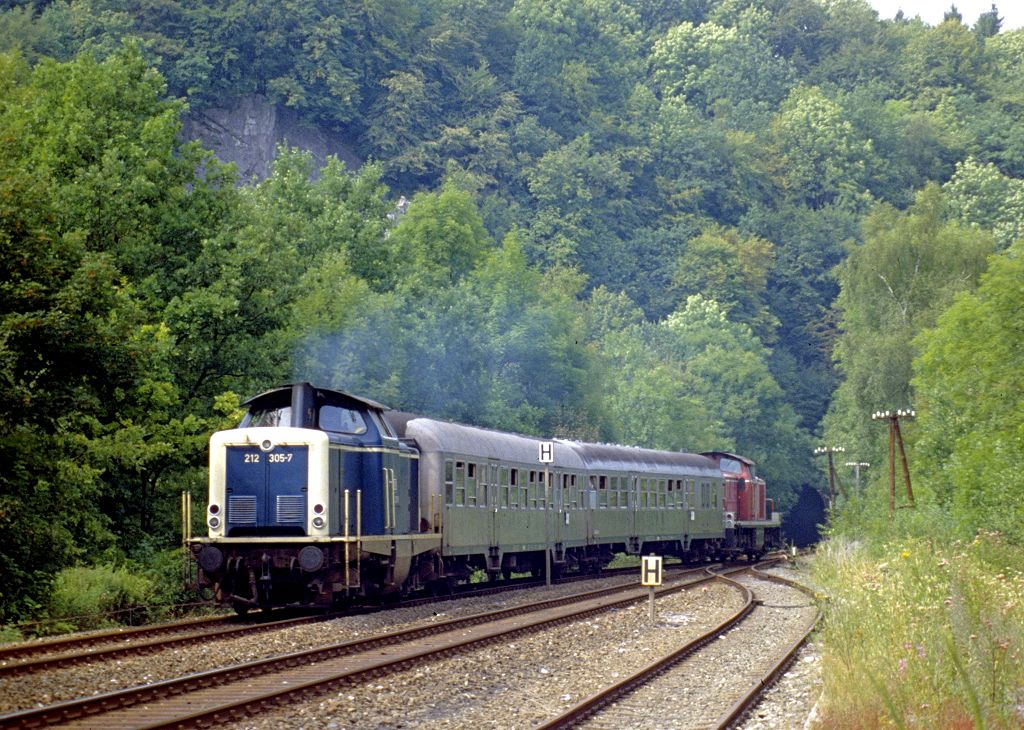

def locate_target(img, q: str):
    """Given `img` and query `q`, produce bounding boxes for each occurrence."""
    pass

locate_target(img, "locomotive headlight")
[209,503,220,515]
[313,503,324,514]
[260,439,274,452]
[312,515,325,529]
[208,516,221,529]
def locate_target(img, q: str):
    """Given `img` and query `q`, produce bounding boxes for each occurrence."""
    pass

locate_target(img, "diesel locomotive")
[190,383,782,612]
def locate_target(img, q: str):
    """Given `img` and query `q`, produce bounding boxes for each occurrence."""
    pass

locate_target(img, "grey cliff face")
[182,94,361,182]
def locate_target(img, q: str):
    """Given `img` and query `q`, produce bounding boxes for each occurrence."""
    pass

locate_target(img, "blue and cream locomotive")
[190,383,782,612]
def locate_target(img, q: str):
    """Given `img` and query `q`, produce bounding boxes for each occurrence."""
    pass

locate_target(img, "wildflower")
[898,658,908,674]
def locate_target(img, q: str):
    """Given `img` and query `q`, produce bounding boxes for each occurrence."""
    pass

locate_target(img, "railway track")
[0,567,718,729]
[538,562,819,729]
[0,560,689,681]
[0,612,339,677]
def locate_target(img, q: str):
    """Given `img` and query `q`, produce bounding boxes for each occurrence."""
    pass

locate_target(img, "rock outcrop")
[182,94,362,182]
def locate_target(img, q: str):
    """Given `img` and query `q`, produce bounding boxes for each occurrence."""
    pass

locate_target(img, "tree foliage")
[912,240,1024,541]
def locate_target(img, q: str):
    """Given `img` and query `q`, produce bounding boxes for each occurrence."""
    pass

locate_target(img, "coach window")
[445,461,455,505]
[500,467,510,508]
[455,462,468,506]
[509,468,519,508]
[465,463,477,506]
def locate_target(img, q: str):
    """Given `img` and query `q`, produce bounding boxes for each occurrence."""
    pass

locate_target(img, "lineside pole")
[895,420,915,508]
[889,419,896,517]
[545,465,551,588]
[873,409,915,517]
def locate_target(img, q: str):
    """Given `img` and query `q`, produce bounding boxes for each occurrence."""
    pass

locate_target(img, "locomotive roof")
[401,418,588,469]
[701,451,756,467]
[561,441,722,477]
[243,383,390,412]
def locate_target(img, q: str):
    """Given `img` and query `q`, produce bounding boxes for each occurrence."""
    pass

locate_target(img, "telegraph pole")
[871,410,916,516]
[813,446,846,507]
[845,461,870,492]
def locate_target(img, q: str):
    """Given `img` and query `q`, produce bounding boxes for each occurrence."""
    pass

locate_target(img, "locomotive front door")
[225,444,308,534]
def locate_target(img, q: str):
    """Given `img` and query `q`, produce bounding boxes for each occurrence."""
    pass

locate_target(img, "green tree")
[0,47,234,619]
[973,3,1002,39]
[597,295,809,508]
[509,0,643,137]
[912,240,1024,541]
[649,15,794,126]
[768,85,874,208]
[387,183,492,298]
[671,225,778,343]
[943,157,1024,249]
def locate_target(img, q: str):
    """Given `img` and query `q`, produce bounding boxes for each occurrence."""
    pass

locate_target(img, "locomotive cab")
[190,383,430,612]
[703,451,782,559]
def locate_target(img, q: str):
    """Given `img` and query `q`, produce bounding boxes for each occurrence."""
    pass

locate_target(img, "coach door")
[488,461,500,547]
[550,470,563,548]
[629,474,640,538]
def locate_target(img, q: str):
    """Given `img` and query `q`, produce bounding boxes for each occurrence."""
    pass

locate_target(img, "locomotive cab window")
[720,457,742,474]
[247,406,291,427]
[319,406,367,434]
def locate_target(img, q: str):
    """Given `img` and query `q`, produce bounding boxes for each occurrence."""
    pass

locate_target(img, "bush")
[47,564,156,631]
[0,624,24,645]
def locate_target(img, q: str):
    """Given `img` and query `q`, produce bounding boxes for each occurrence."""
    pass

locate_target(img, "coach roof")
[402,418,588,470]
[559,441,721,477]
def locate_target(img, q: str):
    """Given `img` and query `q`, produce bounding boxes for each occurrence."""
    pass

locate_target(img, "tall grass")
[812,533,1024,728]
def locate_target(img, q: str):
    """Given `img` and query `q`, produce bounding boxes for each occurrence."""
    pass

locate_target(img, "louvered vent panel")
[276,495,305,523]
[228,495,257,524]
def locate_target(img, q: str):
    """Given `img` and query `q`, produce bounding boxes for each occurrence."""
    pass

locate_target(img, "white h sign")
[538,441,554,463]
[641,555,663,586]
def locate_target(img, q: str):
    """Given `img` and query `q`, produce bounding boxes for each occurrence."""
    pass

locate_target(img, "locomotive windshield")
[720,457,743,474]
[319,406,367,434]
[247,406,291,427]
[243,404,367,434]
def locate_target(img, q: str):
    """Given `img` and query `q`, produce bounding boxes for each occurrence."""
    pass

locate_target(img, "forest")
[1,1,1022,701]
